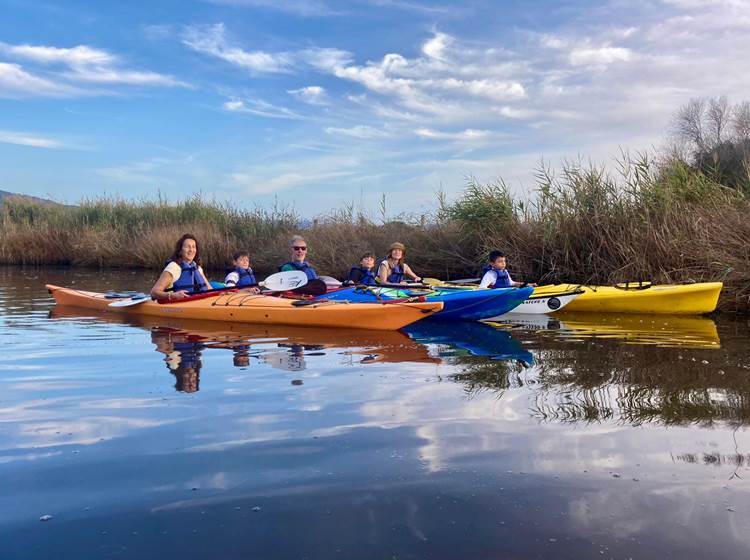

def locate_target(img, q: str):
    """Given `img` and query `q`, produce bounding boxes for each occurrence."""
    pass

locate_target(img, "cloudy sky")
[1,0,748,215]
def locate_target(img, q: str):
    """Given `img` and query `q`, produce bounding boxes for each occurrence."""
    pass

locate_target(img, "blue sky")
[1,0,748,216]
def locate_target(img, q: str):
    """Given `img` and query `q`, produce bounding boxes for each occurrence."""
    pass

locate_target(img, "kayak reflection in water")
[151,326,205,393]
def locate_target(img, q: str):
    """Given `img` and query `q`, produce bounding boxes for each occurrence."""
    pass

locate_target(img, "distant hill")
[0,190,63,206]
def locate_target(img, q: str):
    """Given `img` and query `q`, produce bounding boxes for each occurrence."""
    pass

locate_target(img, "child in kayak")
[377,242,422,284]
[345,252,377,285]
[224,250,260,293]
[479,251,536,289]
[279,235,318,280]
[150,233,212,301]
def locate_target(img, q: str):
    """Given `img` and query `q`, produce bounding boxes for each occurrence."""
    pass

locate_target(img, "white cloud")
[223,98,304,119]
[0,62,80,98]
[422,31,453,60]
[569,46,633,67]
[1,43,114,66]
[182,24,292,74]
[288,85,330,105]
[0,130,65,149]
[0,42,187,92]
[325,125,389,139]
[414,128,491,140]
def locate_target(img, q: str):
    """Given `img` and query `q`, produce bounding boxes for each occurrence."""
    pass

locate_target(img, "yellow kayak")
[46,285,443,331]
[533,282,722,315]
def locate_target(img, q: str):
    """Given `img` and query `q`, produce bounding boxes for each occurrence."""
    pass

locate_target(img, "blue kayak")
[317,285,533,321]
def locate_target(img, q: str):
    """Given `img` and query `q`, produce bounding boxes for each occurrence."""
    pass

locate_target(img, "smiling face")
[390,248,403,261]
[234,255,250,269]
[180,238,198,263]
[291,242,307,262]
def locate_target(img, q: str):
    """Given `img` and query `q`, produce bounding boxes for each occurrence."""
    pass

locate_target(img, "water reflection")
[5,268,750,560]
[492,312,721,348]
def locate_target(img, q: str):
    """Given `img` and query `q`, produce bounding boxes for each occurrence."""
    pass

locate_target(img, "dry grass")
[1,156,748,313]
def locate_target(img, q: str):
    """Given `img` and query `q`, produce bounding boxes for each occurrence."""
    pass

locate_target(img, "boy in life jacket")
[279,235,318,280]
[478,250,536,289]
[224,250,260,293]
[377,242,422,284]
[345,252,377,285]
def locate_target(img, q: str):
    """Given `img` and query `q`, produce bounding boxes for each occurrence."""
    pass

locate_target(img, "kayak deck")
[46,285,443,331]
[536,282,723,315]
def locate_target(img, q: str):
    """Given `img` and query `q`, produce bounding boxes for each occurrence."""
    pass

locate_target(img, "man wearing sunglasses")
[279,235,319,280]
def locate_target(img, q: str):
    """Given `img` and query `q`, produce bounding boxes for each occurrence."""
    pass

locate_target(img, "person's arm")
[479,270,495,289]
[377,262,389,284]
[198,266,211,291]
[224,271,239,287]
[403,264,421,282]
[150,268,189,301]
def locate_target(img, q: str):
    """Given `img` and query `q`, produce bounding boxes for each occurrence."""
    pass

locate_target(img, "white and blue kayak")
[317,285,534,321]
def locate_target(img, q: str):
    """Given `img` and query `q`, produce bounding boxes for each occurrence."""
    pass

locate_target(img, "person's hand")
[249,287,261,294]
[529,283,538,287]
[171,290,190,300]
[413,277,422,283]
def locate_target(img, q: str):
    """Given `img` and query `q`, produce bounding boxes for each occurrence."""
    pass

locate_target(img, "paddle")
[108,270,308,308]
[319,275,342,288]
[289,278,328,296]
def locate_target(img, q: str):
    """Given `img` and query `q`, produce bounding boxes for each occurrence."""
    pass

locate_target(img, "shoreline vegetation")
[1,154,749,314]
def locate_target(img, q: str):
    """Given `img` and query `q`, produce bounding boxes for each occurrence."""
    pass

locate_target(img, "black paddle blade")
[291,279,328,296]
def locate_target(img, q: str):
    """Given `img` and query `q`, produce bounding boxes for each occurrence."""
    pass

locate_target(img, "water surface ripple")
[1,267,749,559]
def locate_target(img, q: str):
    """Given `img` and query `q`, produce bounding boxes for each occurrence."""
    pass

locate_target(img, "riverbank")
[2,156,748,313]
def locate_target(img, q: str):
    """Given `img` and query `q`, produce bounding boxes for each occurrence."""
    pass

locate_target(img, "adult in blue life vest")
[224,250,260,293]
[478,250,536,289]
[377,242,421,284]
[150,233,211,301]
[346,252,377,285]
[279,235,318,280]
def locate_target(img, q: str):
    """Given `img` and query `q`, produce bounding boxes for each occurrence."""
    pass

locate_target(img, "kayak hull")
[485,288,583,319]
[536,282,723,315]
[320,286,533,321]
[46,285,443,331]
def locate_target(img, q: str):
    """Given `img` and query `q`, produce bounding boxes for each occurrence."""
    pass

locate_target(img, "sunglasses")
[293,246,307,251]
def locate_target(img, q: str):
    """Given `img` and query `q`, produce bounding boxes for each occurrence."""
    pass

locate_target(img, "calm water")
[2,267,750,560]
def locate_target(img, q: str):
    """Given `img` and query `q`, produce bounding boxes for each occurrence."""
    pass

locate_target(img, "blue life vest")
[383,259,404,283]
[347,266,376,285]
[171,261,208,293]
[225,266,257,287]
[481,264,512,288]
[279,261,318,280]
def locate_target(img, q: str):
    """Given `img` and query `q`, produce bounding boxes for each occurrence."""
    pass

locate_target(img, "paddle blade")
[319,275,342,288]
[291,279,328,296]
[108,294,150,307]
[260,270,308,292]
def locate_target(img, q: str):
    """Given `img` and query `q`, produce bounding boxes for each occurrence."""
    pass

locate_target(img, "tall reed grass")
[1,155,748,312]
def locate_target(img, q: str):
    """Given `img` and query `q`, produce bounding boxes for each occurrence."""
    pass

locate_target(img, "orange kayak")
[46,285,443,331]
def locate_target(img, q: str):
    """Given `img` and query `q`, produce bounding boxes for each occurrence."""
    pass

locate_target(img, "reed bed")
[1,156,748,313]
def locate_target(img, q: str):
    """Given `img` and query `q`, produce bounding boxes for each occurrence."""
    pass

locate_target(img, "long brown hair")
[170,233,201,266]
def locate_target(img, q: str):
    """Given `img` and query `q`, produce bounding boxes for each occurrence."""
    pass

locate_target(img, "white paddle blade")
[319,275,342,288]
[108,294,150,307]
[260,270,308,292]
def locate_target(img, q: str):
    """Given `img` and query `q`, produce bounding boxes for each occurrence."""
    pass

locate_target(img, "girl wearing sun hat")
[377,242,422,284]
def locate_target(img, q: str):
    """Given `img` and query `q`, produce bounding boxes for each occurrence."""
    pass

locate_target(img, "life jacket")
[225,266,257,287]
[347,266,376,285]
[279,261,318,280]
[170,260,208,293]
[481,264,511,288]
[383,259,404,283]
